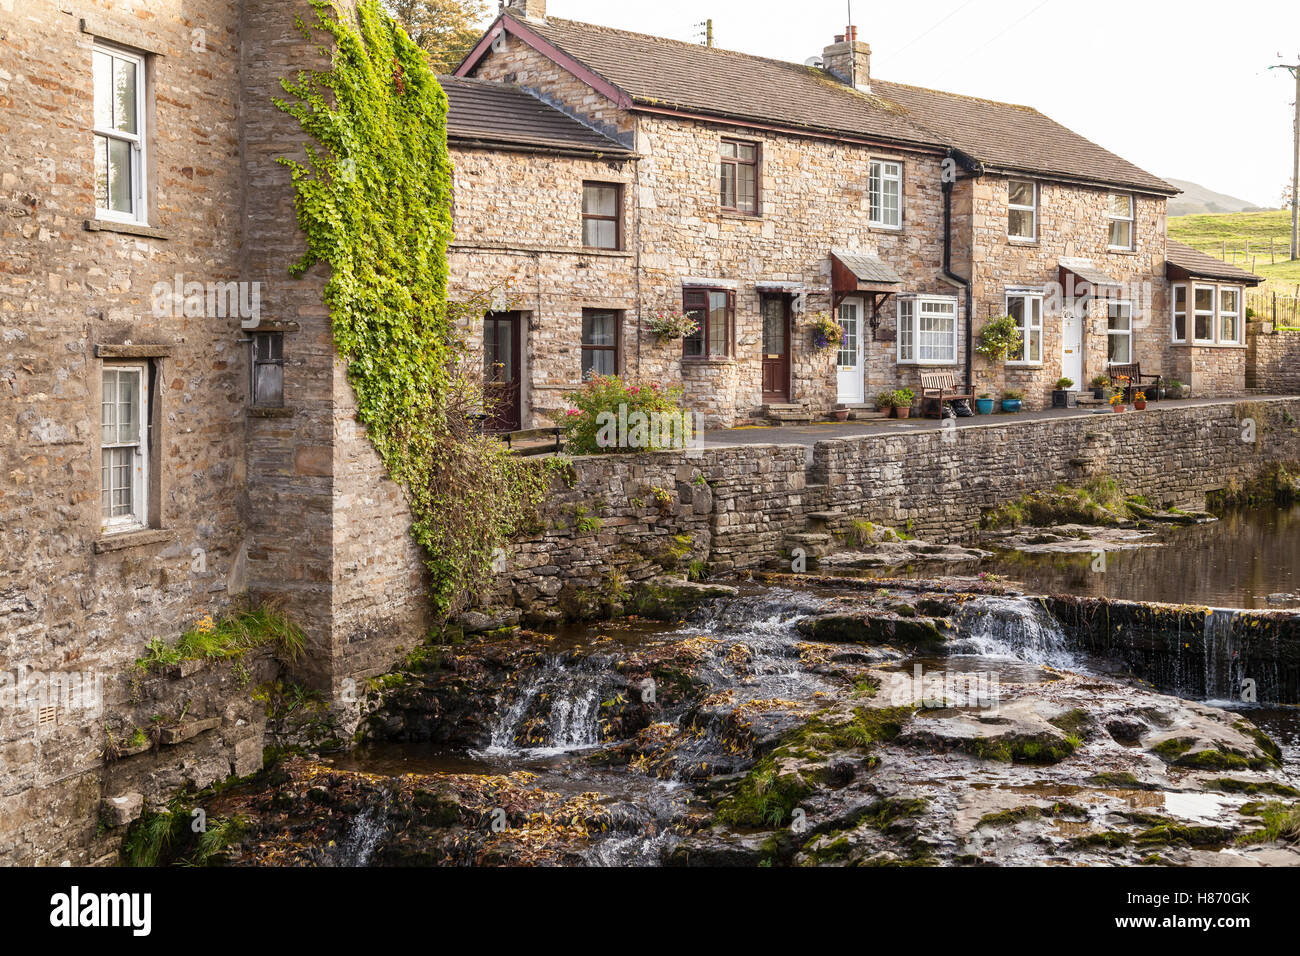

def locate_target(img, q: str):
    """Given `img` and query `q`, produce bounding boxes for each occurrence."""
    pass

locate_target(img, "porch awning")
[1058,257,1121,289]
[831,249,903,295]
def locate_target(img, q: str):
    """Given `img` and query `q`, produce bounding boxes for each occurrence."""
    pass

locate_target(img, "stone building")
[455,0,1263,424]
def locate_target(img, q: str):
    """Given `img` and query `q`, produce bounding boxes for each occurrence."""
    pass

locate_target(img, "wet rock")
[795,613,950,651]
[628,576,739,621]
[899,700,1078,765]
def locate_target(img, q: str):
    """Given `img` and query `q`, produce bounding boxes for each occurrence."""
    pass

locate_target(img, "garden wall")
[1248,325,1300,394]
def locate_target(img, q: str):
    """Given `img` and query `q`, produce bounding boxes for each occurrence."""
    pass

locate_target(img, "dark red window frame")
[719,138,760,215]
[682,287,735,360]
[581,181,623,250]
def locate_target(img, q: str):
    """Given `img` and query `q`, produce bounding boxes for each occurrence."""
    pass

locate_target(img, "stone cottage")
[455,0,1263,425]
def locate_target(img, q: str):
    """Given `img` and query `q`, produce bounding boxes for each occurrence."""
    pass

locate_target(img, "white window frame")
[1005,291,1044,365]
[1171,283,1187,344]
[1107,300,1134,364]
[93,42,148,225]
[1219,286,1242,345]
[1192,284,1217,344]
[1107,192,1134,251]
[869,159,903,230]
[897,295,958,365]
[101,365,149,533]
[1007,180,1037,242]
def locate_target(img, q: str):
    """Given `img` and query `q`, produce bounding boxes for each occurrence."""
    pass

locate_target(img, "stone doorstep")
[159,716,222,746]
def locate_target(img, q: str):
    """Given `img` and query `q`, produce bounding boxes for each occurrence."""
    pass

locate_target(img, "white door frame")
[836,298,865,404]
[1061,299,1084,389]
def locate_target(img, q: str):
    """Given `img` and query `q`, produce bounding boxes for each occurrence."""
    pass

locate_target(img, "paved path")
[703,395,1294,448]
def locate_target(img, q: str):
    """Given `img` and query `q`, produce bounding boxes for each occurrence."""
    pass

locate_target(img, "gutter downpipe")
[942,149,983,393]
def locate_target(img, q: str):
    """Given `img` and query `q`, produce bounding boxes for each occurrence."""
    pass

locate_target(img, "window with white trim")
[1107,192,1134,250]
[869,160,902,229]
[1193,285,1215,343]
[1006,292,1043,363]
[1007,180,1037,241]
[1171,284,1187,343]
[1219,287,1241,344]
[93,43,147,224]
[1107,301,1133,363]
[101,365,149,532]
[897,296,958,364]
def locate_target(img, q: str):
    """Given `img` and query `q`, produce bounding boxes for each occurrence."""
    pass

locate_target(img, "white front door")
[1061,302,1083,388]
[836,299,865,404]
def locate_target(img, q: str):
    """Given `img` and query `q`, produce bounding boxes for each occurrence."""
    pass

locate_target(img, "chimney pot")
[821,26,871,92]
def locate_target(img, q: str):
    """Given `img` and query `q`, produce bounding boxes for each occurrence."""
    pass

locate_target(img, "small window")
[1008,180,1037,241]
[93,43,147,224]
[1219,288,1241,344]
[897,296,958,364]
[1107,301,1133,363]
[870,160,902,229]
[1108,193,1134,250]
[1006,293,1043,363]
[1193,286,1215,343]
[581,310,620,377]
[251,332,284,407]
[1172,284,1187,343]
[683,288,734,359]
[582,182,622,250]
[101,365,149,532]
[720,139,759,215]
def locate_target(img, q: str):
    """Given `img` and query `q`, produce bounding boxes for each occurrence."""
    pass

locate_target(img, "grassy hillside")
[1169,209,1300,291]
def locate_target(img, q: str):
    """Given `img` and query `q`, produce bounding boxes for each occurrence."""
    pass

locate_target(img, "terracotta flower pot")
[896,406,912,419]
[1112,405,1127,413]
[834,408,850,421]
[1134,401,1147,410]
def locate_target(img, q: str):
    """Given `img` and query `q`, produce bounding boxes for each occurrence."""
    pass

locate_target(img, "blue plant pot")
[975,398,995,415]
[1001,399,1023,413]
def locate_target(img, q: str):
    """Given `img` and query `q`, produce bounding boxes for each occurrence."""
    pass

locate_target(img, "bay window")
[898,296,958,364]
[869,160,902,229]
[93,43,147,223]
[1180,284,1245,346]
[1006,292,1043,364]
[1219,288,1241,344]
[1193,286,1215,343]
[1171,284,1187,343]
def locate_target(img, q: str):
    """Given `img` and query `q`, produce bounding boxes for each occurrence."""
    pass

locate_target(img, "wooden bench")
[1106,362,1162,403]
[919,370,975,418]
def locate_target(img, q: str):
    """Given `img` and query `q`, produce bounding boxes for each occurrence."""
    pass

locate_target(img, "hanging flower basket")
[645,308,699,341]
[809,313,845,351]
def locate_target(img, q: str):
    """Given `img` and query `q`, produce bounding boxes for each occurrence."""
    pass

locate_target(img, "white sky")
[492,0,1300,207]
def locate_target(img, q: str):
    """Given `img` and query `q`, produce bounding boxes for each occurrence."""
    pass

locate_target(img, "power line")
[894,0,976,58]
[955,0,1055,66]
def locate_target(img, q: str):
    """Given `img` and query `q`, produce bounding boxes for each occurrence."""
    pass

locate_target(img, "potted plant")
[1109,393,1126,413]
[1001,389,1024,413]
[645,308,699,341]
[893,387,915,419]
[875,391,897,416]
[1132,390,1147,411]
[833,406,851,421]
[810,313,845,351]
[1164,378,1187,400]
[1052,377,1076,409]
[975,393,995,415]
[1090,374,1111,400]
[974,315,1024,362]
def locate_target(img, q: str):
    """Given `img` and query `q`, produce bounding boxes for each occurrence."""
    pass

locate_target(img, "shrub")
[893,387,915,407]
[1055,377,1074,390]
[875,391,897,409]
[559,374,691,456]
[1003,389,1025,401]
[974,314,1023,360]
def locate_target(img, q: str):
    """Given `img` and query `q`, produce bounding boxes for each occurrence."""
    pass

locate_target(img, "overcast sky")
[493,0,1299,207]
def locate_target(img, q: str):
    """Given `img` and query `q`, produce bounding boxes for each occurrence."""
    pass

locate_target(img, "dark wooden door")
[760,294,791,402]
[484,312,521,432]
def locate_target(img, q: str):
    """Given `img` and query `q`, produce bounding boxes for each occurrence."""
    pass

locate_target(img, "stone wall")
[486,399,1300,618]
[1248,324,1300,394]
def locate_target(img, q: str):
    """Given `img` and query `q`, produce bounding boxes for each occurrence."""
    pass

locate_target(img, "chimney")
[502,0,546,20]
[822,25,871,93]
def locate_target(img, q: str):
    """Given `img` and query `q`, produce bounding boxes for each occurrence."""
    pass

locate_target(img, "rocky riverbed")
[198,573,1300,867]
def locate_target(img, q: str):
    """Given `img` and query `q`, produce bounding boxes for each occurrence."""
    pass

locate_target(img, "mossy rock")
[795,613,949,651]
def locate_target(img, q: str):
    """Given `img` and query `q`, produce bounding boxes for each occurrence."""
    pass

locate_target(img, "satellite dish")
[805,56,824,68]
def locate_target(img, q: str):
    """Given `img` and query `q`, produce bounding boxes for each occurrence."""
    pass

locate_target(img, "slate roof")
[832,249,903,284]
[439,74,632,156]
[1059,257,1122,288]
[1166,240,1264,285]
[492,14,1177,195]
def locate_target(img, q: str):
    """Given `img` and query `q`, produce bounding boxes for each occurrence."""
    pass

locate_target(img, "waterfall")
[483,655,609,756]
[331,806,387,867]
[955,596,1078,668]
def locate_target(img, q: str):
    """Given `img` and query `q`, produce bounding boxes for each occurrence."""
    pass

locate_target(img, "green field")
[1169,209,1300,292]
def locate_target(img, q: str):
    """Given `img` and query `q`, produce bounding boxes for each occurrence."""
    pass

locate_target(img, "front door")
[836,299,864,404]
[484,311,522,431]
[760,294,791,403]
[1061,301,1083,389]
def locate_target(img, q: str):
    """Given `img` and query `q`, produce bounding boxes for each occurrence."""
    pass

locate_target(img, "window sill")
[897,360,959,367]
[1008,238,1039,247]
[1177,342,1246,350]
[85,219,171,241]
[869,224,903,233]
[93,528,174,554]
[1005,362,1044,368]
[250,406,296,418]
[718,210,762,221]
[682,357,736,368]
[1106,247,1138,256]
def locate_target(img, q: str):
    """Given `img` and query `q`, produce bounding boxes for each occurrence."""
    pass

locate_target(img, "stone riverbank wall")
[482,398,1300,623]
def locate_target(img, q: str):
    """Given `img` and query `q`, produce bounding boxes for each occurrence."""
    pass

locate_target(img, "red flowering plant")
[557,374,692,455]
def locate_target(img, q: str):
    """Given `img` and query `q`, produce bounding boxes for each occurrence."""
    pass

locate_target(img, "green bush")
[559,374,692,455]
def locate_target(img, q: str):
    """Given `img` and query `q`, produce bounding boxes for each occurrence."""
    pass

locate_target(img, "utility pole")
[1273,59,1300,260]
[696,19,713,47]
